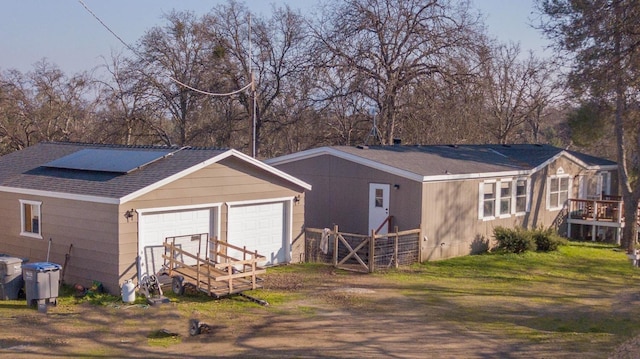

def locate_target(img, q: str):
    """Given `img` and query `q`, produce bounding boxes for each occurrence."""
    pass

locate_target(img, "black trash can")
[0,256,24,300]
[22,262,61,307]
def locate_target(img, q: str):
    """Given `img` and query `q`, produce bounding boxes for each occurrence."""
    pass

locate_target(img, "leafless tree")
[480,44,549,144]
[311,0,483,145]
[0,61,93,154]
[136,11,224,146]
[93,53,166,145]
[204,1,313,157]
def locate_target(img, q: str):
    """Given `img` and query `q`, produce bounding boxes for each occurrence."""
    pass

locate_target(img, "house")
[266,144,618,261]
[0,142,310,293]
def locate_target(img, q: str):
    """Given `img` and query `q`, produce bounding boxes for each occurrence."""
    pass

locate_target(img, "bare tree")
[0,61,93,153]
[136,11,224,146]
[524,56,564,144]
[204,1,313,157]
[480,44,549,144]
[311,0,483,145]
[402,47,490,145]
[93,53,166,145]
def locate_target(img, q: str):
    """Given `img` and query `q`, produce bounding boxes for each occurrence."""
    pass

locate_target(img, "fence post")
[418,225,423,263]
[369,229,376,273]
[333,225,339,267]
[394,226,399,269]
[212,237,219,263]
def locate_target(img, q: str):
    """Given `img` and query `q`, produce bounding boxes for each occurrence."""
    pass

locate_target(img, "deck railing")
[567,199,624,223]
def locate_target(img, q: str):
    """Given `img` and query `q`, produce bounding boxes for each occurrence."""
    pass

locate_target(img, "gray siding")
[421,155,591,260]
[275,154,422,234]
[276,152,600,263]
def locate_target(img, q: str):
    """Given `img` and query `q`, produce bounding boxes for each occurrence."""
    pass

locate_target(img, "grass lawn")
[254,240,640,356]
[375,241,640,353]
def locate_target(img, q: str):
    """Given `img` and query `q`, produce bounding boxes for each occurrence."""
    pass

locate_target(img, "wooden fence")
[304,225,421,273]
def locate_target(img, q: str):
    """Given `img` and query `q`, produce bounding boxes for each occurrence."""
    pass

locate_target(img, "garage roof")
[0,142,311,204]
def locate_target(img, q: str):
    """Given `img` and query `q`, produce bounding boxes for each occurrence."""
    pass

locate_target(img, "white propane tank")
[121,280,136,303]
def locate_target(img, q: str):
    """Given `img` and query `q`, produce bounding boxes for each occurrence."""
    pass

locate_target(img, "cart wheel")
[189,319,201,336]
[172,276,185,295]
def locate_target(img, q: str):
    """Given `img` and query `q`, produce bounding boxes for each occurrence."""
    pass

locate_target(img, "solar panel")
[44,148,173,173]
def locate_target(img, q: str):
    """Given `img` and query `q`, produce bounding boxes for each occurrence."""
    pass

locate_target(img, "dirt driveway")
[0,264,636,358]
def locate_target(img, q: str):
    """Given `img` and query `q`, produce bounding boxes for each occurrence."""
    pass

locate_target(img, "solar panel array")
[43,148,173,173]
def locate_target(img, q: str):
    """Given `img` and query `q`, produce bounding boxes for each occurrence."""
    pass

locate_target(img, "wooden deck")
[568,199,624,223]
[566,198,640,243]
[161,236,266,298]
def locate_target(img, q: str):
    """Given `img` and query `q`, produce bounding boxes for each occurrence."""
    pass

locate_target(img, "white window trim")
[19,199,43,239]
[514,177,530,216]
[497,178,513,219]
[601,171,611,197]
[546,174,572,211]
[478,180,497,220]
[480,177,531,220]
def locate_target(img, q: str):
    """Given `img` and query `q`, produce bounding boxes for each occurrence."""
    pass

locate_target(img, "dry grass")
[0,241,637,358]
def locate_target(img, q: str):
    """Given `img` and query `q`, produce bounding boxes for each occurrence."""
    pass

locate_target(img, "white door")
[139,208,212,279]
[228,202,287,266]
[369,183,390,235]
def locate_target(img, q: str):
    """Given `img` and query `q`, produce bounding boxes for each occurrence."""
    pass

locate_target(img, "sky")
[0,0,550,75]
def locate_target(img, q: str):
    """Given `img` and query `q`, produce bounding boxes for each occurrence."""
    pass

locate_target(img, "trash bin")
[0,256,24,300]
[22,262,61,307]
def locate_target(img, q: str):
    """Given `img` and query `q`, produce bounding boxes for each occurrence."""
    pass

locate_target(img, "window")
[547,175,570,210]
[515,179,527,213]
[479,178,530,220]
[482,182,496,218]
[20,200,42,238]
[579,171,611,199]
[601,172,611,197]
[499,181,512,216]
[374,188,384,207]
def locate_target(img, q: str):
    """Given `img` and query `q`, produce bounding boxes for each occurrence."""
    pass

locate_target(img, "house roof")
[0,142,311,204]
[266,144,617,182]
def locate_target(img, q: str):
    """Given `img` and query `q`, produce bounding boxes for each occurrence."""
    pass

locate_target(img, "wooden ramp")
[161,235,266,298]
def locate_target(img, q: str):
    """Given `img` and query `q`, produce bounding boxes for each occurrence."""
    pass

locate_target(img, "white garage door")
[139,208,211,278]
[228,202,287,266]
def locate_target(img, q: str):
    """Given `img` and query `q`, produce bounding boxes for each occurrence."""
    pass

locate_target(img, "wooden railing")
[162,236,266,297]
[374,215,394,234]
[567,199,623,223]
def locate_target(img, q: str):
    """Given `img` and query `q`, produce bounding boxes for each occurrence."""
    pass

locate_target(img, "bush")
[493,226,536,254]
[532,227,568,252]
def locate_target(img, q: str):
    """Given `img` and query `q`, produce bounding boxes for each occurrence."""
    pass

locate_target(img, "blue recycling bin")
[0,256,24,300]
[22,262,61,307]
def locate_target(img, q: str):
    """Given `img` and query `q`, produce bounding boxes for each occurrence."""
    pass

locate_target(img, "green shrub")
[493,226,536,254]
[532,227,568,252]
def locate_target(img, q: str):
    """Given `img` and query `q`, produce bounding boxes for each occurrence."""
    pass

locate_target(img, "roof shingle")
[0,142,227,199]
[326,144,616,177]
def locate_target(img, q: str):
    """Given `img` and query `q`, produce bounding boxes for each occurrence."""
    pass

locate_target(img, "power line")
[169,77,252,97]
[77,0,252,98]
[77,0,140,57]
